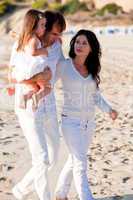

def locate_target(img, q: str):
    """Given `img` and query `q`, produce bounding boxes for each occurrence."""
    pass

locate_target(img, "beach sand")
[0,34,133,200]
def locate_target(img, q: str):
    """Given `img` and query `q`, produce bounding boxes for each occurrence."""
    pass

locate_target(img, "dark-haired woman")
[55,29,118,200]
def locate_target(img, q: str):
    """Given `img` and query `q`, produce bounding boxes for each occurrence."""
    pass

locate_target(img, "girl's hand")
[109,109,118,120]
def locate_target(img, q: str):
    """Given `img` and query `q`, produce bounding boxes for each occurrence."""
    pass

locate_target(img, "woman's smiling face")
[74,34,92,57]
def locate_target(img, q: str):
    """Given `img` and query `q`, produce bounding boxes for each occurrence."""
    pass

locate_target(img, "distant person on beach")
[9,10,66,200]
[54,29,118,200]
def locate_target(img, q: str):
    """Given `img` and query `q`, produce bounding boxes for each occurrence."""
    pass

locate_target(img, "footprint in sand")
[3,141,12,145]
[7,166,14,171]
[2,152,10,156]
[0,136,12,140]
[5,192,12,195]
[13,134,19,137]
[0,177,7,182]
[122,177,130,183]
[16,125,20,128]
[121,158,129,164]
[0,122,6,127]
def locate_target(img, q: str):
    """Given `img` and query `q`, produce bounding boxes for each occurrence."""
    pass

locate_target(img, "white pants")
[55,116,95,200]
[14,102,60,200]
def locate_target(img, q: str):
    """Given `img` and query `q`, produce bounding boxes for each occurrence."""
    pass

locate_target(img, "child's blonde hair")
[17,9,45,52]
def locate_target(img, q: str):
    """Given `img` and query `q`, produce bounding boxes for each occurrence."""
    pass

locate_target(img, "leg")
[12,167,34,199]
[12,110,51,200]
[44,115,60,169]
[55,154,73,199]
[56,117,94,200]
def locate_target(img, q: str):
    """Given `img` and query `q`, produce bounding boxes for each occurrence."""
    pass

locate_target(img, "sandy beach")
[0,31,133,200]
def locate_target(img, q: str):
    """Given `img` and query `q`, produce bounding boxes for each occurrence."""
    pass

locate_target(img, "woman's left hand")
[109,109,118,120]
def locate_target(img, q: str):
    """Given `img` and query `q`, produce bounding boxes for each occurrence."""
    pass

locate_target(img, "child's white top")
[11,39,46,82]
[55,58,112,124]
[10,40,64,114]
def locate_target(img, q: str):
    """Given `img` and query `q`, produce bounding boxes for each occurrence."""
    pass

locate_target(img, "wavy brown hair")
[69,29,102,87]
[17,9,44,52]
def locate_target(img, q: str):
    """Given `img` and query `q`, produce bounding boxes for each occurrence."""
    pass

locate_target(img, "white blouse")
[55,58,112,122]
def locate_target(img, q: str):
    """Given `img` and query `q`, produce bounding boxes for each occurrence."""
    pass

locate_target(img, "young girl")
[9,9,51,110]
[55,29,118,200]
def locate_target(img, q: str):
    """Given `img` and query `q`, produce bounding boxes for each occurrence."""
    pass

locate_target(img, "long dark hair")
[17,9,45,51]
[69,29,102,87]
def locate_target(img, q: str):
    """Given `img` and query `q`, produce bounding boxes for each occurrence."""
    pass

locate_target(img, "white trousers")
[14,103,60,200]
[55,116,95,200]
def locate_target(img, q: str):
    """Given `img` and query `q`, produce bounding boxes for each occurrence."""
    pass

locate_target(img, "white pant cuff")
[12,185,23,200]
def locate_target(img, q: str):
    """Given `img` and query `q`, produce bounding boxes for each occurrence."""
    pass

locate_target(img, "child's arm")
[94,89,118,120]
[28,37,48,56]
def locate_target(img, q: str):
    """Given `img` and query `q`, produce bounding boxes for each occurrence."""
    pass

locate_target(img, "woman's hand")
[109,109,118,120]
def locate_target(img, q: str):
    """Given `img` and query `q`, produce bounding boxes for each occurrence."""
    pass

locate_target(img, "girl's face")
[36,18,46,37]
[74,35,92,57]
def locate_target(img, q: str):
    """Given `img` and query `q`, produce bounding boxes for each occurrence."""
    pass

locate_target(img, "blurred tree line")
[0,0,123,17]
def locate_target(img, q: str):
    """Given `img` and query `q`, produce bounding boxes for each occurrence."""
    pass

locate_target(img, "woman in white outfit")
[9,11,66,200]
[55,29,118,200]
